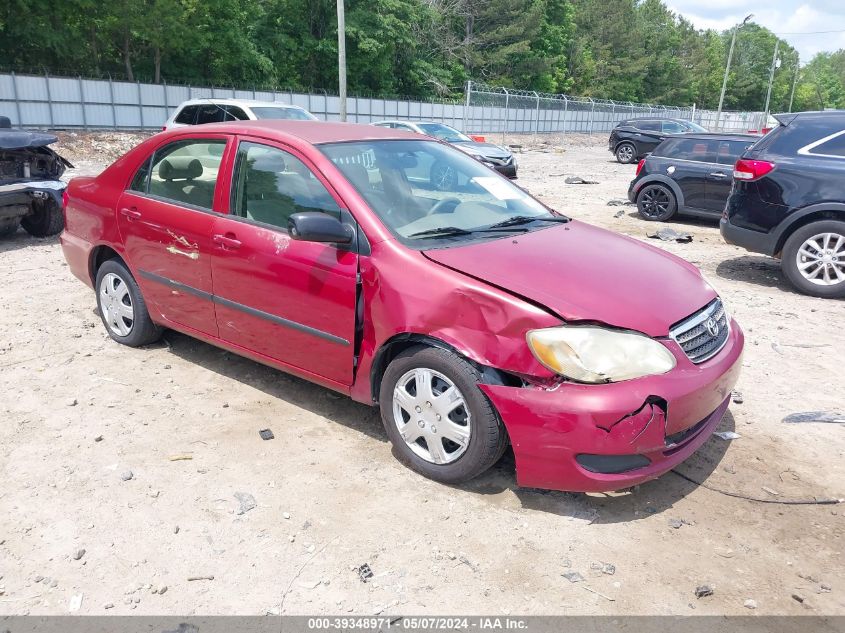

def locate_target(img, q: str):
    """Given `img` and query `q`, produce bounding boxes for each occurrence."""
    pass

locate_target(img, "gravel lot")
[1,132,843,616]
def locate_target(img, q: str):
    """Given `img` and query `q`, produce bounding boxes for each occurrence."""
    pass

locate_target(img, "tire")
[637,183,677,221]
[0,218,20,238]
[95,258,162,347]
[21,198,64,237]
[781,220,845,298]
[379,345,508,485]
[615,143,637,164]
[430,161,458,191]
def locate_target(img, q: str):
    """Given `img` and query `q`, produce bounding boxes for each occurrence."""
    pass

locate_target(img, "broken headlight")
[526,326,676,383]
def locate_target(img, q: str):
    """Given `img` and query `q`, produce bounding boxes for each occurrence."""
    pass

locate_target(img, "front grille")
[669,299,729,363]
[483,155,512,166]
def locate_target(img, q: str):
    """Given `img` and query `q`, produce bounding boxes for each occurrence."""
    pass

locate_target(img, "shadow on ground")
[0,231,59,255]
[160,329,733,524]
[715,255,792,292]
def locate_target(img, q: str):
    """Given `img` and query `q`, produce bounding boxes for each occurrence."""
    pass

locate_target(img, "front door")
[209,139,358,386]
[117,137,229,337]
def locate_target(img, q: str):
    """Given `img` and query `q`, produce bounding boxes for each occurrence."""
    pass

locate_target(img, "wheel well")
[89,245,123,284]
[369,334,521,403]
[774,209,845,257]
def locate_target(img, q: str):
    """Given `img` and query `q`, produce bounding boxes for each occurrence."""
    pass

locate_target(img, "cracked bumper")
[479,321,744,492]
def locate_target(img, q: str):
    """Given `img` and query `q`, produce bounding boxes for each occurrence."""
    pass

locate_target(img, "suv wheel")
[782,220,845,298]
[379,346,508,484]
[615,143,636,164]
[636,184,677,221]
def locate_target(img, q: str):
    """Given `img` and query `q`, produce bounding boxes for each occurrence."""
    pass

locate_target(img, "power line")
[773,29,845,35]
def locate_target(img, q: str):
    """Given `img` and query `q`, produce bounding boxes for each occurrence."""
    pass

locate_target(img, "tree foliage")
[1,0,842,111]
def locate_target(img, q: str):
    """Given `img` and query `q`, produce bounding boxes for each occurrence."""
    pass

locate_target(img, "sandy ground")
[0,132,843,617]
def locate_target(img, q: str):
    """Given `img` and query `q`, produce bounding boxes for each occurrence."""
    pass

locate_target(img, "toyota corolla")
[60,120,743,492]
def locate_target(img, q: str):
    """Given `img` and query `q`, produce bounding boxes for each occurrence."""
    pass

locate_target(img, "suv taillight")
[636,159,645,176]
[733,159,774,181]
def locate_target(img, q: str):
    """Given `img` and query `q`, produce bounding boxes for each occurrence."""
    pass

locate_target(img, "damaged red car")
[61,121,743,492]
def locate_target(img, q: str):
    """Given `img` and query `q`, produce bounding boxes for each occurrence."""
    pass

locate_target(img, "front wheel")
[21,198,63,237]
[637,184,677,221]
[615,143,636,164]
[379,346,507,484]
[95,259,163,346]
[781,220,845,298]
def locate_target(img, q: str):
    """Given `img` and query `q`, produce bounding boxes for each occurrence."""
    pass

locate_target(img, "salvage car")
[722,110,845,298]
[609,117,708,164]
[0,116,71,238]
[163,99,317,131]
[371,120,517,180]
[628,133,757,222]
[61,120,743,493]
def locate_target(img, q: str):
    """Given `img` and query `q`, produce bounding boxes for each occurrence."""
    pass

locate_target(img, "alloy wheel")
[392,367,471,465]
[640,186,671,218]
[99,272,135,336]
[796,232,845,286]
[617,144,634,163]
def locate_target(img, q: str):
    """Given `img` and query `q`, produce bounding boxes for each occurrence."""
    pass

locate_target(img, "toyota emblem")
[705,317,720,337]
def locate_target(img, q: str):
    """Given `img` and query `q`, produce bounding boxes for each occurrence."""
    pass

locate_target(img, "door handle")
[120,207,142,220]
[708,172,728,178]
[213,233,242,250]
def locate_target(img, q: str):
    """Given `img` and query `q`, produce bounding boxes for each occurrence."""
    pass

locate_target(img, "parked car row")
[620,110,845,298]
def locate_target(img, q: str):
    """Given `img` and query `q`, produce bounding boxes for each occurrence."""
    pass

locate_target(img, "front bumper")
[492,163,517,179]
[480,320,744,492]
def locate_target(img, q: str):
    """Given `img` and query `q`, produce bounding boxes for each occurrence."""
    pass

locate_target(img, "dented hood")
[422,220,716,337]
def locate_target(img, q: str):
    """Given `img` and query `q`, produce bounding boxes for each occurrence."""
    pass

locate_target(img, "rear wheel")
[21,199,63,237]
[379,346,507,484]
[0,218,20,238]
[781,220,845,298]
[637,184,677,221]
[95,259,162,346]
[615,143,636,164]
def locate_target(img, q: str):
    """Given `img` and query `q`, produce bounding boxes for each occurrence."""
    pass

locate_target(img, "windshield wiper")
[408,225,529,239]
[408,226,475,238]
[487,214,570,228]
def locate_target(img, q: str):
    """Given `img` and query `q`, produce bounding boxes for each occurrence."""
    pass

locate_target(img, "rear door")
[117,136,230,336]
[209,137,358,385]
[705,139,754,212]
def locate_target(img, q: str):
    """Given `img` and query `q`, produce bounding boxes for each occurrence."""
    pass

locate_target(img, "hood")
[452,141,511,159]
[422,220,716,338]
[0,130,60,150]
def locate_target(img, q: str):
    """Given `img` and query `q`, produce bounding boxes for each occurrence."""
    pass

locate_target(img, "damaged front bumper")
[479,320,744,492]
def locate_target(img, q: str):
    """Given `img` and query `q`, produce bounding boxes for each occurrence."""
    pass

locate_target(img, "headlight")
[526,326,676,383]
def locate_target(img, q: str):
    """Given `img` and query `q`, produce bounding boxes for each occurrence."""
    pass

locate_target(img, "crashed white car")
[0,116,71,238]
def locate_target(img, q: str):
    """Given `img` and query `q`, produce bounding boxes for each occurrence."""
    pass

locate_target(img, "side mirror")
[288,212,354,244]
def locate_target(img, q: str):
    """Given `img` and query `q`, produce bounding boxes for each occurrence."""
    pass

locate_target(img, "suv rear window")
[174,105,198,125]
[196,104,226,125]
[637,120,661,131]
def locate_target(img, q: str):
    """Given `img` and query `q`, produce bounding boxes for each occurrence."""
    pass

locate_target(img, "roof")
[665,132,759,141]
[177,98,308,110]
[173,119,424,144]
[775,110,845,125]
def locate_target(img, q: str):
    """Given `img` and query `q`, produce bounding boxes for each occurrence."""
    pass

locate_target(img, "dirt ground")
[1,131,843,617]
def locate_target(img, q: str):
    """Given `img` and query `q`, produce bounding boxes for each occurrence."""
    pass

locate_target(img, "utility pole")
[763,39,780,124]
[717,14,753,132]
[788,58,800,112]
[337,0,347,122]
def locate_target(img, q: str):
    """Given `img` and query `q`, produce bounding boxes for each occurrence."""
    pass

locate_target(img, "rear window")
[655,138,716,162]
[196,104,226,125]
[800,129,845,158]
[717,139,755,165]
[174,105,198,125]
[637,121,661,131]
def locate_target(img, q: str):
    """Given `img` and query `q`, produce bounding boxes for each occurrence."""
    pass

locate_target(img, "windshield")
[251,107,316,121]
[415,123,472,143]
[320,140,561,244]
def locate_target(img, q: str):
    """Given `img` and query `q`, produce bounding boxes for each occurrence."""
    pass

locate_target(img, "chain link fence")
[464,82,764,139]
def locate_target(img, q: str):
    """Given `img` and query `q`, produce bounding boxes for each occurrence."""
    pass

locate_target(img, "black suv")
[628,133,757,222]
[608,117,708,163]
[721,111,845,298]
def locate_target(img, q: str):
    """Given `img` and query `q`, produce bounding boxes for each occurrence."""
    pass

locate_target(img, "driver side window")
[230,142,341,231]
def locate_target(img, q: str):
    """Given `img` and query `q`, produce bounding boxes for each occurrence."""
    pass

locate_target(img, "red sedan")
[61,121,743,492]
